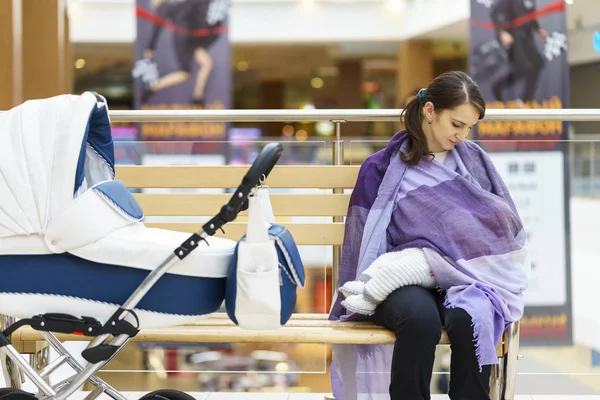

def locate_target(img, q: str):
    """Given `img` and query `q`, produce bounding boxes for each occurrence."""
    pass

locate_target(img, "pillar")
[0,0,23,110]
[259,81,285,137]
[22,0,69,101]
[396,41,434,107]
[64,9,73,94]
[336,59,364,136]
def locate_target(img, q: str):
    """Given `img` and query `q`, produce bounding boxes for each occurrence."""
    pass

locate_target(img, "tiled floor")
[69,393,600,400]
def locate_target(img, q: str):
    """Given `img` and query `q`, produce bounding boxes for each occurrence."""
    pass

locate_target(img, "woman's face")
[424,102,481,152]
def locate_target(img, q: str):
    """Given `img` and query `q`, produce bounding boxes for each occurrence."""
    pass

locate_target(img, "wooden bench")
[15,313,450,346]
[13,163,520,400]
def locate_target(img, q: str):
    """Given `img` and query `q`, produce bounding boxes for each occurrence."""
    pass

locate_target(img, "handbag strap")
[245,195,270,243]
[257,187,275,224]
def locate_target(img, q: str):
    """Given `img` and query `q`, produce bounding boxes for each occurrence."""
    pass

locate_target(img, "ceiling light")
[311,77,324,89]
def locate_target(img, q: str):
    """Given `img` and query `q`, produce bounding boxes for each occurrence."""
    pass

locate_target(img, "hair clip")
[416,88,427,105]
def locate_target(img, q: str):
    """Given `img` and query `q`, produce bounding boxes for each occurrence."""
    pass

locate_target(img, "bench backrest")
[115,165,360,246]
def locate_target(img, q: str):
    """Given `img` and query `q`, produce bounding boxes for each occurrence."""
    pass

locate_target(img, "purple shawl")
[328,131,529,399]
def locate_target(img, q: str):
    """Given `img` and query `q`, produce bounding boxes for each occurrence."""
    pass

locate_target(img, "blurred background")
[1,0,600,396]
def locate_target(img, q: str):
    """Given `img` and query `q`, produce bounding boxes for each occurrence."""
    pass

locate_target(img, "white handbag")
[225,187,305,330]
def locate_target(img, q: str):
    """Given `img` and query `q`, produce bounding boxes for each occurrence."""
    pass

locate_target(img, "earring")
[428,118,432,124]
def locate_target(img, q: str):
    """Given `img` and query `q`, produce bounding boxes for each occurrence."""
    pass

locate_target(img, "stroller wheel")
[0,389,36,399]
[139,389,196,400]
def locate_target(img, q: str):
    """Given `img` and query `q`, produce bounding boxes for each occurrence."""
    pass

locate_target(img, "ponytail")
[400,94,429,166]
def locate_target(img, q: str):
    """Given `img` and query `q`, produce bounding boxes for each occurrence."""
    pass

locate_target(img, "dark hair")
[400,71,486,166]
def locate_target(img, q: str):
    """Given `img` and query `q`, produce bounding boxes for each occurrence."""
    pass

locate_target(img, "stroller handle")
[242,142,283,190]
[173,142,283,261]
[201,142,283,237]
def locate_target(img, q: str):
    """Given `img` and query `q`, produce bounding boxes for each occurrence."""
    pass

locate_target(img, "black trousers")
[372,286,491,400]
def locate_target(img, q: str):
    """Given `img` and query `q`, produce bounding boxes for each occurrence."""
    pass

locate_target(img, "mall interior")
[1,0,600,399]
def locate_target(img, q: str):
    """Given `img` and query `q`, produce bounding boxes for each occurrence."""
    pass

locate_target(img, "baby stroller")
[0,92,284,399]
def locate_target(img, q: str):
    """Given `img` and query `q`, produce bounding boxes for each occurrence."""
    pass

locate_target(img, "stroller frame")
[0,143,284,400]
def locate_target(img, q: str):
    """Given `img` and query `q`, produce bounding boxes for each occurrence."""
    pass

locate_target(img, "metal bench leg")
[501,320,521,400]
[489,361,501,400]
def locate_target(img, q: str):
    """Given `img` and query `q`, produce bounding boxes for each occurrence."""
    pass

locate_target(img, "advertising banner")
[133,0,231,142]
[469,0,572,345]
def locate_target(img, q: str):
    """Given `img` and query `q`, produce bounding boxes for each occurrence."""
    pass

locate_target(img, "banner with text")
[469,0,572,345]
[133,0,231,143]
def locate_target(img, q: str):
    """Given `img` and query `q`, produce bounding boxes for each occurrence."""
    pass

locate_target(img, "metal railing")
[105,108,600,122]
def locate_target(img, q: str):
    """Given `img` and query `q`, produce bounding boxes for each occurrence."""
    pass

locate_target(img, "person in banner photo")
[490,0,548,103]
[470,0,568,106]
[133,0,230,107]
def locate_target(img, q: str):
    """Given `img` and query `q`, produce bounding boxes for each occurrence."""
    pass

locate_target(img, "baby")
[340,248,437,316]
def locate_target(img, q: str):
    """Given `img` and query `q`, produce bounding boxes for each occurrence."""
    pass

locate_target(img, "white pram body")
[0,92,285,400]
[0,91,235,328]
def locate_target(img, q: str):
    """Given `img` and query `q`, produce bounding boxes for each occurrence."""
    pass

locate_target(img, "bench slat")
[116,165,360,189]
[145,222,345,245]
[16,324,399,345]
[13,313,506,355]
[16,324,445,346]
[136,193,351,217]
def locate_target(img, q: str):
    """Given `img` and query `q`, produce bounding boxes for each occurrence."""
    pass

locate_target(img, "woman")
[328,71,530,400]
